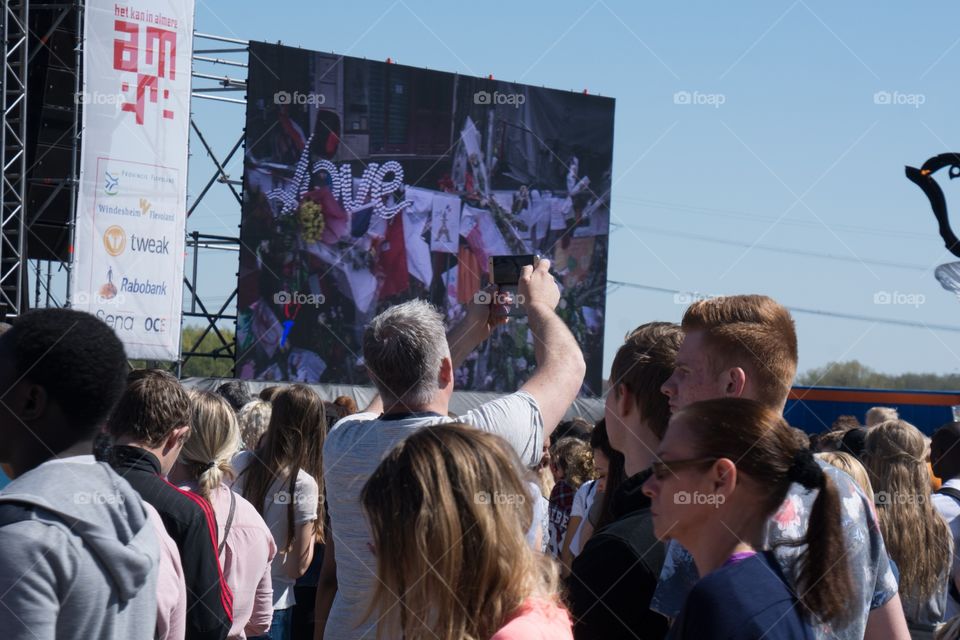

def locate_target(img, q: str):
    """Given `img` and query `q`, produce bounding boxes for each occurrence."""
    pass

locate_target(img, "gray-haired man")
[317,258,585,639]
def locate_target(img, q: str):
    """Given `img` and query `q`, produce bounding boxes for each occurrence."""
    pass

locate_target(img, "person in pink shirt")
[171,391,277,639]
[361,423,572,640]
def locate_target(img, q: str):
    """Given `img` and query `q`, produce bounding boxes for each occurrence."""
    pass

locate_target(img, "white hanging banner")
[70,0,194,360]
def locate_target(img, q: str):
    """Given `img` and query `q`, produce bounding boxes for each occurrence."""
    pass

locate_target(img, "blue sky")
[184,0,960,379]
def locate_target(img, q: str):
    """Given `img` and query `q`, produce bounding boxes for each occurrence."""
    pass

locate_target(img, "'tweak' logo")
[129,233,171,254]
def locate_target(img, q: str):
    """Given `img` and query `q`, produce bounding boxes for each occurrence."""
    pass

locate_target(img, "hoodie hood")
[0,457,157,602]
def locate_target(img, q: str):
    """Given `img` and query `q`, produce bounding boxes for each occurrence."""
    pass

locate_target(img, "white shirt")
[932,477,960,618]
[568,479,599,557]
[526,481,549,553]
[322,391,544,640]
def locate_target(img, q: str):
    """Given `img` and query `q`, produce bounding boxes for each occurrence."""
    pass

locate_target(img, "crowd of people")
[3,258,960,639]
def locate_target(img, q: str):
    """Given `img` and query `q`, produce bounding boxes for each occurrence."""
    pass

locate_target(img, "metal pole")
[191,230,198,313]
[65,0,82,306]
[193,32,248,45]
[191,93,246,105]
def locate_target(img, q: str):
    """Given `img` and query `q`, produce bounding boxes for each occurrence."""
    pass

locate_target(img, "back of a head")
[362,299,449,407]
[109,369,190,446]
[550,417,593,447]
[182,391,241,500]
[863,419,927,482]
[865,406,898,428]
[550,437,594,489]
[361,423,554,640]
[676,397,851,625]
[839,428,868,461]
[831,415,861,432]
[609,321,682,439]
[816,450,874,503]
[0,309,128,438]
[259,385,282,402]
[333,395,358,416]
[682,295,797,410]
[216,380,252,413]
[238,399,272,451]
[814,429,845,453]
[931,421,960,480]
[265,384,325,472]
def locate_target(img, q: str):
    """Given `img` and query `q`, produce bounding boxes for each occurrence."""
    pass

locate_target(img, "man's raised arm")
[518,259,586,439]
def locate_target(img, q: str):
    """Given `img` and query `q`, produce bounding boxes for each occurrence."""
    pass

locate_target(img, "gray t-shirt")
[322,391,543,640]
[232,451,318,610]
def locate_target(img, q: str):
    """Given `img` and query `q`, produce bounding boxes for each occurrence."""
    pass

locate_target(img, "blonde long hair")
[864,419,952,602]
[816,451,874,504]
[361,423,560,640]
[182,391,241,501]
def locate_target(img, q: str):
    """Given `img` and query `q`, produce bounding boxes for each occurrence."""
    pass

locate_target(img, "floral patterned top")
[651,460,898,640]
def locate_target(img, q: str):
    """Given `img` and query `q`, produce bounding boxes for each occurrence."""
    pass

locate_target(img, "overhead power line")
[609,223,932,272]
[606,280,960,333]
[610,194,931,241]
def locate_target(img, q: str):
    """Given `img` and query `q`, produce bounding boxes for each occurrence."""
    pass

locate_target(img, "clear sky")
[183,0,960,380]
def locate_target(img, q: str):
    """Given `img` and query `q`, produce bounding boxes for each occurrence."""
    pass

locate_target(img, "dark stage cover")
[236,41,614,395]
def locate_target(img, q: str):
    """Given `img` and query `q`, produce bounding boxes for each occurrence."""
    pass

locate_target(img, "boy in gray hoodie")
[0,308,159,639]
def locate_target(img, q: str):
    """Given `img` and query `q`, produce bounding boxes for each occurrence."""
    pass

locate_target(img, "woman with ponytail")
[643,398,853,639]
[233,384,326,640]
[171,391,277,639]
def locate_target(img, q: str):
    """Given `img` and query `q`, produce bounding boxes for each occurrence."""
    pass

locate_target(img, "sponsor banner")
[70,0,194,360]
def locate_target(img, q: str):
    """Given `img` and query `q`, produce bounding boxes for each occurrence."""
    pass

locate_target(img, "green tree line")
[129,325,235,378]
[798,360,960,391]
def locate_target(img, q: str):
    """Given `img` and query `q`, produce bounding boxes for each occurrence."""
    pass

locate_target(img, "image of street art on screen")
[236,41,614,395]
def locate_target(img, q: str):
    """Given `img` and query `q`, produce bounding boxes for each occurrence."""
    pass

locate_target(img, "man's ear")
[438,356,454,389]
[615,383,633,419]
[723,367,747,398]
[17,383,48,422]
[163,425,191,456]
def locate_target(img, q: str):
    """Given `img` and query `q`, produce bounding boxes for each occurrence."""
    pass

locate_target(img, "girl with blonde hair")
[361,423,572,640]
[171,390,277,639]
[864,419,953,637]
[816,450,875,504]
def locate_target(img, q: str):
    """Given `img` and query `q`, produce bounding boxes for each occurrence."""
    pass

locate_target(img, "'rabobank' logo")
[121,277,168,296]
[104,172,119,196]
[103,226,126,257]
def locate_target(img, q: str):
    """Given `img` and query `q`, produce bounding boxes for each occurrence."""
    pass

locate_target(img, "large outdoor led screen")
[237,41,614,395]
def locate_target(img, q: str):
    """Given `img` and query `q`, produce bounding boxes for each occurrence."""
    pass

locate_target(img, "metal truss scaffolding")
[179,32,247,375]
[1,0,28,318]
